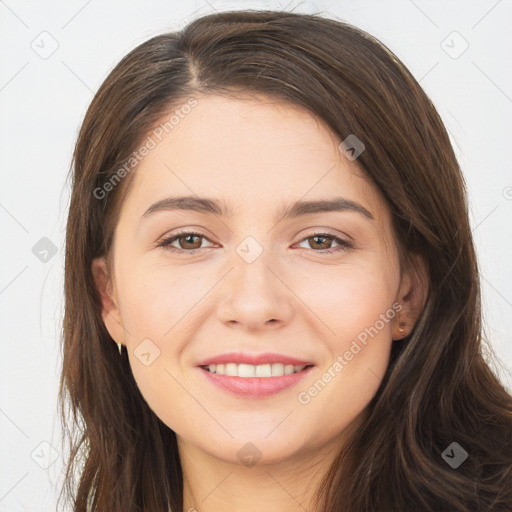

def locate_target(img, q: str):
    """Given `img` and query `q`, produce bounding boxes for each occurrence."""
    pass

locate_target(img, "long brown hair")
[59,10,512,511]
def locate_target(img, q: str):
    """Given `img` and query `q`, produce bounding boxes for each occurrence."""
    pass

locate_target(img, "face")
[93,93,417,466]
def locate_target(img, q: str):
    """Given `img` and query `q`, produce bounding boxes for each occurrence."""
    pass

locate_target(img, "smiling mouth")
[200,363,314,378]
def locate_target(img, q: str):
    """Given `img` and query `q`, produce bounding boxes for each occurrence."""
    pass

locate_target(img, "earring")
[398,321,406,335]
[117,342,123,355]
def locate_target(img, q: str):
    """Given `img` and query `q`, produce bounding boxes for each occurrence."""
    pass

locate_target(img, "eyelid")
[293,230,354,253]
[155,230,215,252]
[297,228,354,244]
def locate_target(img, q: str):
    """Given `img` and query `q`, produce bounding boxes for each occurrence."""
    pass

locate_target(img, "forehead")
[120,94,387,223]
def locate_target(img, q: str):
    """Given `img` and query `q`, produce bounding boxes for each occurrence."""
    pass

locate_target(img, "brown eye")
[296,232,354,254]
[176,234,203,250]
[308,234,333,250]
[157,231,212,253]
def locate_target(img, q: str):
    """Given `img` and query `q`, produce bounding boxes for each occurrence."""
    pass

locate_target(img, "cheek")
[117,265,212,415]
[336,267,396,369]
[117,262,208,344]
[302,261,396,342]
[294,264,396,422]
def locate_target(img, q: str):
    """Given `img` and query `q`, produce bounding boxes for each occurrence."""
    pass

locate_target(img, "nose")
[216,251,295,332]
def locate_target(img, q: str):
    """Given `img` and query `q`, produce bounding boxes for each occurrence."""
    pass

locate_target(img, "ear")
[393,253,429,340]
[91,256,126,347]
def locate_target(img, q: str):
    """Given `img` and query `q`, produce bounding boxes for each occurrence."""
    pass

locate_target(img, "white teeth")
[206,363,308,377]
[238,363,255,377]
[255,364,271,377]
[225,363,237,377]
[284,364,294,375]
[271,363,284,376]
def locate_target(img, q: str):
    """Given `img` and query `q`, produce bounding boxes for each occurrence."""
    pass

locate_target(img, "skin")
[92,93,426,512]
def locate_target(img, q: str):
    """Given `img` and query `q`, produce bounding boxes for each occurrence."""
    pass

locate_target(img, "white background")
[1,0,511,510]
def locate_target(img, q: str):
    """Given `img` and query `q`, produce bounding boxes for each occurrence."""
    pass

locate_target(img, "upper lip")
[196,352,315,367]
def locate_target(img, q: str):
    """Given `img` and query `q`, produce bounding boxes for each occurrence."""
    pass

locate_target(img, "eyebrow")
[141,195,375,223]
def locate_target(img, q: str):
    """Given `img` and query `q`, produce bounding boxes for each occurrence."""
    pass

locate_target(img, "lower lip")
[198,366,314,399]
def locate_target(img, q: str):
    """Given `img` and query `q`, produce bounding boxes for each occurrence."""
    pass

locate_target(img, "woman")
[59,9,512,512]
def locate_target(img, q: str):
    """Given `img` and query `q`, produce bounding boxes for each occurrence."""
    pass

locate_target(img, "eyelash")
[156,230,354,255]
